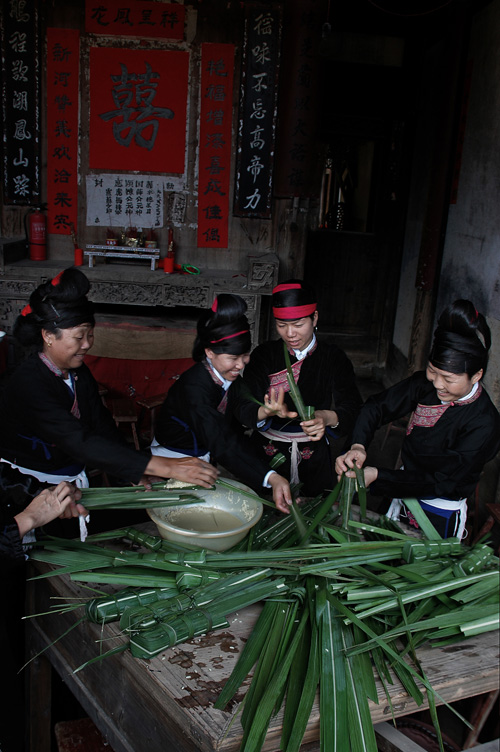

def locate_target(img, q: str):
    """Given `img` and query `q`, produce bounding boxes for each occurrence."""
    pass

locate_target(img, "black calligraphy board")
[233,3,282,219]
[1,0,41,205]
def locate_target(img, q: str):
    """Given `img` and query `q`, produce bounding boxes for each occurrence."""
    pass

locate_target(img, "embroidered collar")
[440,380,479,405]
[39,351,67,377]
[407,382,482,434]
[205,358,231,391]
[203,359,229,414]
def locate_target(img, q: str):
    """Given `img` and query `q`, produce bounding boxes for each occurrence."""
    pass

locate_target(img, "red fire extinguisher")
[26,206,47,261]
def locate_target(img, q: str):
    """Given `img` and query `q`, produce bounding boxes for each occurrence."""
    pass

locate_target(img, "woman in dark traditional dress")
[152,294,293,513]
[242,280,362,496]
[0,267,218,535]
[336,299,500,538]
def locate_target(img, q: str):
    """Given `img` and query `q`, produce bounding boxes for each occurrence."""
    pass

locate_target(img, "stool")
[110,397,140,450]
[136,391,167,443]
[55,717,113,751]
[96,382,108,406]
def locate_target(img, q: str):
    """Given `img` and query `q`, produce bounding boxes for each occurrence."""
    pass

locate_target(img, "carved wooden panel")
[88,282,164,306]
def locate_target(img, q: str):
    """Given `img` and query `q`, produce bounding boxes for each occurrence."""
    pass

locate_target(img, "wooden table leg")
[26,653,53,752]
[462,688,499,749]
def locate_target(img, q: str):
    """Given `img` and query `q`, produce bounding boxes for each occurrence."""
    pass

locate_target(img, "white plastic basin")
[147,478,263,552]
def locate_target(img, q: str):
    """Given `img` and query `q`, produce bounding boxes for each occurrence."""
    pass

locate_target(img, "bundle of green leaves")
[28,475,499,752]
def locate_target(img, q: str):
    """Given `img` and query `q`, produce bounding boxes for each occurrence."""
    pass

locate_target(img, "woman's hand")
[268,473,293,514]
[257,387,298,422]
[300,414,326,441]
[146,456,219,488]
[359,466,378,487]
[15,482,85,537]
[335,444,367,480]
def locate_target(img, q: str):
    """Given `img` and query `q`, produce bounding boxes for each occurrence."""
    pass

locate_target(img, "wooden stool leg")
[131,421,140,451]
[150,407,156,443]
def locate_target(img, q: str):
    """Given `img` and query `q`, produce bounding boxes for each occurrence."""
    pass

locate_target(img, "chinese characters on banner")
[233,4,282,219]
[197,43,234,249]
[273,0,323,197]
[85,0,185,41]
[86,174,184,228]
[89,48,189,174]
[1,0,41,205]
[47,28,80,235]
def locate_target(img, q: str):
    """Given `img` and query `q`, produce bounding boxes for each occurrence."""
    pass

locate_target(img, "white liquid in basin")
[166,507,244,533]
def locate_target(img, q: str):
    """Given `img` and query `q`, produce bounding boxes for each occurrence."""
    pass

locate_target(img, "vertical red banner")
[47,28,80,235]
[197,43,234,249]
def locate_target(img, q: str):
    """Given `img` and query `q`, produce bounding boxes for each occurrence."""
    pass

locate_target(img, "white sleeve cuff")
[263,470,276,488]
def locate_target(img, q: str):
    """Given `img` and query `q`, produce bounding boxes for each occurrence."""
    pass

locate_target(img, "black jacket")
[155,362,272,491]
[352,371,500,500]
[243,338,362,438]
[0,354,149,483]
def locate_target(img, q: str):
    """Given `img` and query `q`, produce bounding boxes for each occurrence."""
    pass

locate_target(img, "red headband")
[273,303,316,320]
[210,329,249,344]
[21,271,64,317]
[211,299,218,312]
[273,283,301,294]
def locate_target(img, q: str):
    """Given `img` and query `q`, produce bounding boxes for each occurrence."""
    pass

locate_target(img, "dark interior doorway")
[303,0,461,373]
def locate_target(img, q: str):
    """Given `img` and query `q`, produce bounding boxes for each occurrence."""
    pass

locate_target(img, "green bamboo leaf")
[342,624,378,752]
[214,600,278,710]
[242,606,308,752]
[283,585,320,752]
[282,615,312,745]
[283,340,315,420]
[353,464,367,519]
[241,601,293,735]
[296,483,343,545]
[460,613,500,636]
[352,623,378,702]
[74,643,129,673]
[346,519,409,540]
[290,499,308,540]
[401,498,442,540]
[351,571,498,622]
[72,569,179,589]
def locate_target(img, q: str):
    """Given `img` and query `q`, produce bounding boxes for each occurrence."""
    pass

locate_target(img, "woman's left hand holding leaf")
[258,387,298,421]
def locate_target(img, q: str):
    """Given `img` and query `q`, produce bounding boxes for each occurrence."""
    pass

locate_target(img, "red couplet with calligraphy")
[85,0,185,40]
[89,47,189,174]
[47,28,80,236]
[197,43,234,249]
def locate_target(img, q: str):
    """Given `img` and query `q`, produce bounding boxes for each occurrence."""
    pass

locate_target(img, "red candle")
[74,248,84,266]
[164,227,174,273]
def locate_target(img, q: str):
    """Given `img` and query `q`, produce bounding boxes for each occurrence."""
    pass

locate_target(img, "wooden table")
[25,557,499,752]
[85,245,160,271]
